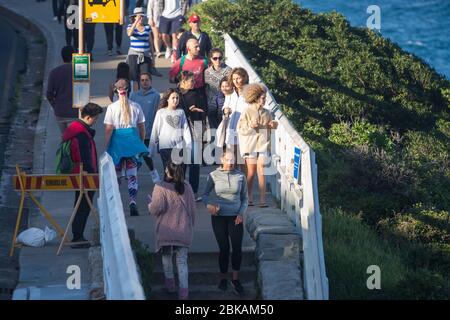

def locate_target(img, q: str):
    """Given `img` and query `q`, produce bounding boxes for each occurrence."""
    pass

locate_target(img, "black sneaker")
[231,279,244,295]
[130,203,139,216]
[71,237,91,249]
[218,279,227,291]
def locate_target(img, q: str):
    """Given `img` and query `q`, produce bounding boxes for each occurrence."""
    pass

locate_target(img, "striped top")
[127,24,151,53]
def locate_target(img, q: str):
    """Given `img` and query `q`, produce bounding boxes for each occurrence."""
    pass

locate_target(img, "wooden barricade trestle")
[11,164,99,256]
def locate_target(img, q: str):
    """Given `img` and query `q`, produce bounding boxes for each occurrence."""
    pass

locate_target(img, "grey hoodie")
[202,168,248,216]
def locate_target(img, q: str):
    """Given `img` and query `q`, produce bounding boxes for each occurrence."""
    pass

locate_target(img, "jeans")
[72,191,95,241]
[161,246,189,289]
[103,23,123,50]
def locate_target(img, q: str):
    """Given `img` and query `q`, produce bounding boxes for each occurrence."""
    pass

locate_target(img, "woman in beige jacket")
[237,83,277,207]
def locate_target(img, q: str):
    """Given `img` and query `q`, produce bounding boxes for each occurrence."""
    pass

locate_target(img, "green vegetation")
[192,0,450,299]
[131,238,154,299]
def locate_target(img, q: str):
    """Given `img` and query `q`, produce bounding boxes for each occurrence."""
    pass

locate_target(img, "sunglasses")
[212,56,223,61]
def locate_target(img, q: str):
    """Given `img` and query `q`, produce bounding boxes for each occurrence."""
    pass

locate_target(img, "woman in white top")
[104,79,149,216]
[222,68,250,146]
[149,88,192,172]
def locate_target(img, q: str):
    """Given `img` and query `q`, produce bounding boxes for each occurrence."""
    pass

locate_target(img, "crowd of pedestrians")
[44,0,279,300]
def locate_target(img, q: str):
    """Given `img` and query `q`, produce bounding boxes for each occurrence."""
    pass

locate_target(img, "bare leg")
[151,26,161,54]
[171,32,178,54]
[257,156,266,205]
[245,159,257,204]
[162,33,171,50]
[232,270,239,281]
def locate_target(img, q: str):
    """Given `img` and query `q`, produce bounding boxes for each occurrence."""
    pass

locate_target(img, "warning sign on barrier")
[10,164,99,256]
[13,175,99,191]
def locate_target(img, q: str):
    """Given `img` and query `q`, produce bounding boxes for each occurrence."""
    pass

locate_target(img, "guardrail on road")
[224,33,329,300]
[98,152,145,300]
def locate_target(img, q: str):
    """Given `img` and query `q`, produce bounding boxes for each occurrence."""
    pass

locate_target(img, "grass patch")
[131,238,154,299]
[323,208,407,299]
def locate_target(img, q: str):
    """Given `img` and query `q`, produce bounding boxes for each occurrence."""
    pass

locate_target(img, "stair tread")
[149,283,259,300]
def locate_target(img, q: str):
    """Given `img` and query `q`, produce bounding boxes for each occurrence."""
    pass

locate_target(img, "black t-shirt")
[178,89,206,122]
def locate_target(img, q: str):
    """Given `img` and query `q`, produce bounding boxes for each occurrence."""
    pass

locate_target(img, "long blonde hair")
[118,93,131,126]
[115,78,131,126]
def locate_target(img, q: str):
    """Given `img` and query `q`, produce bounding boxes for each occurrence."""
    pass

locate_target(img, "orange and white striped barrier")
[10,164,99,256]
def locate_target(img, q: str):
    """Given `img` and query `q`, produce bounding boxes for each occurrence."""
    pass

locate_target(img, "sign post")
[72,53,91,109]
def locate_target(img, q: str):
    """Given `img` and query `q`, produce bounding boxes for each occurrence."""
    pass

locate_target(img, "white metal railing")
[224,33,329,300]
[98,152,145,300]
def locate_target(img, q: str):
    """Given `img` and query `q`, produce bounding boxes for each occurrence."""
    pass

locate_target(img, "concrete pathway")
[0,0,279,300]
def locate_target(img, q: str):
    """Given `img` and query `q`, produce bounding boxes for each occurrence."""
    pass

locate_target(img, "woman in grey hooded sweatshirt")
[202,149,249,295]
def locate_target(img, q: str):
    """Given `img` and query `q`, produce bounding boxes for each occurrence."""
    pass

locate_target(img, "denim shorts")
[159,15,185,35]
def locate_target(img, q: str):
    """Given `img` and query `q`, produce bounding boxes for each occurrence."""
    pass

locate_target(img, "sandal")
[259,203,269,208]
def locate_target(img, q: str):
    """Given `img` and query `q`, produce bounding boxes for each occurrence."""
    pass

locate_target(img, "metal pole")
[78,0,84,118]
[78,0,84,54]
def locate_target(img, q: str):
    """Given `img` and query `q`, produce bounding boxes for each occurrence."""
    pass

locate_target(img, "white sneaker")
[164,48,172,59]
[150,170,161,183]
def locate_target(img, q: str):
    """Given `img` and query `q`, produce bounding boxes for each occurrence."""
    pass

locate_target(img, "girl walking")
[104,79,148,216]
[202,150,249,295]
[237,83,278,207]
[148,160,196,300]
[148,88,192,171]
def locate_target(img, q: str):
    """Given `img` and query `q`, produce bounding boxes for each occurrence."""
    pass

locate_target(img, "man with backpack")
[59,103,103,249]
[169,38,208,107]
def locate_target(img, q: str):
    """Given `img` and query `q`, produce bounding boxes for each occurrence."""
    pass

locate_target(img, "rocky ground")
[0,13,46,300]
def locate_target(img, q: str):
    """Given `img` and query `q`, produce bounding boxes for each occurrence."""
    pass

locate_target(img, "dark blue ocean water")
[295,0,450,79]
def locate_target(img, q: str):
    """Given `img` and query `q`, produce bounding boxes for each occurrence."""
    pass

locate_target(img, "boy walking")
[130,72,161,182]
[62,103,103,248]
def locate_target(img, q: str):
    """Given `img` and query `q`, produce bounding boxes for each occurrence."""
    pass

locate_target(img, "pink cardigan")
[148,181,196,252]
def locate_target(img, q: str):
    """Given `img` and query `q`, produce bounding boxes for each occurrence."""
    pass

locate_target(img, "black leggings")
[211,215,244,273]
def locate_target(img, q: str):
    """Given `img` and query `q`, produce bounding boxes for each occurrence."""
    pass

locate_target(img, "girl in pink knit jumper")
[148,161,196,300]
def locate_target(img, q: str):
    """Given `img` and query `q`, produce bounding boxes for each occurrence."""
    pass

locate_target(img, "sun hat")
[130,7,146,17]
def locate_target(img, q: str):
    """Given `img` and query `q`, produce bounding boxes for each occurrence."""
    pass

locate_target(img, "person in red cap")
[176,13,212,60]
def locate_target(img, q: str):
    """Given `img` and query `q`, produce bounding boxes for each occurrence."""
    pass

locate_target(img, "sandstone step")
[150,265,257,286]
[148,282,259,300]
[150,251,256,270]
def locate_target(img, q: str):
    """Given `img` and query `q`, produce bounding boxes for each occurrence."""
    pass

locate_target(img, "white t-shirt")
[104,99,145,128]
[162,0,182,19]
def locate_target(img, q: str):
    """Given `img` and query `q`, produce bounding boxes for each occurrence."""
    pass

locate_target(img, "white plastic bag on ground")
[17,227,45,247]
[44,226,57,243]
[17,226,57,247]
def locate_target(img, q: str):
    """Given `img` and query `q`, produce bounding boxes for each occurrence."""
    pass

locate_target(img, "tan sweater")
[237,103,273,156]
[148,181,196,252]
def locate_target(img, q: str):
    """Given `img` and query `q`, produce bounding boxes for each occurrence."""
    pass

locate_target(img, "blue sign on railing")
[293,147,301,182]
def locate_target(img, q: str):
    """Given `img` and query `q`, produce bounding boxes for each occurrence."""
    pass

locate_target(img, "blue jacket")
[107,128,149,166]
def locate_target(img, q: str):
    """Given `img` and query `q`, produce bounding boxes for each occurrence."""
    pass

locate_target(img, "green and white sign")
[72,54,90,81]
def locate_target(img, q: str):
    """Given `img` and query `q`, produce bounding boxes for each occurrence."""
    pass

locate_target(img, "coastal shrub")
[192,0,450,299]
